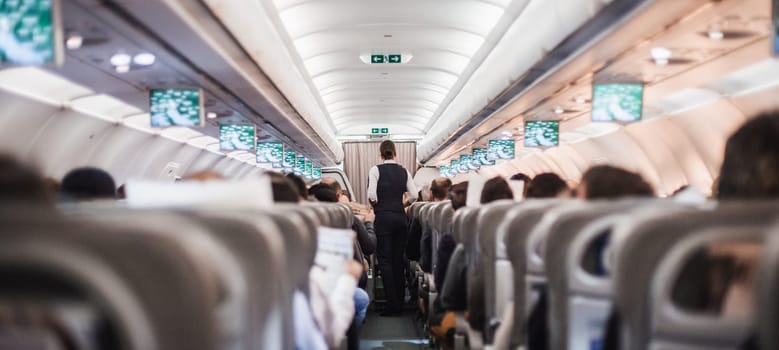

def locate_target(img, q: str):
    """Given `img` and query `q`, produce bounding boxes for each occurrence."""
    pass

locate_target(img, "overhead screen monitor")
[295,156,306,174]
[488,139,515,160]
[450,160,460,174]
[150,89,204,127]
[524,121,559,147]
[473,148,495,166]
[283,151,296,170]
[461,155,479,171]
[219,124,255,151]
[0,0,63,65]
[591,83,644,122]
[304,160,313,177]
[312,167,321,180]
[439,166,450,178]
[256,142,283,165]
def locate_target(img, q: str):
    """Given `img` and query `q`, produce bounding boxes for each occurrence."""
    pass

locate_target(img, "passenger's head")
[430,178,453,201]
[577,165,654,199]
[268,172,300,203]
[509,173,532,183]
[308,183,338,203]
[285,173,308,200]
[60,167,116,200]
[481,177,514,204]
[379,140,396,160]
[320,177,349,203]
[449,182,468,210]
[183,171,224,182]
[717,111,779,199]
[525,173,568,198]
[0,155,52,204]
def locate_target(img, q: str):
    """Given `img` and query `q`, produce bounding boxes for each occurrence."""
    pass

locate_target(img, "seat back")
[0,209,219,350]
[501,199,562,347]
[648,226,765,350]
[474,200,517,339]
[757,224,779,350]
[611,201,779,350]
[433,201,453,273]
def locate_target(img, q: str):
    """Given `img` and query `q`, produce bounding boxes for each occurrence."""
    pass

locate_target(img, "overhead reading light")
[110,53,132,67]
[708,29,724,40]
[651,47,672,65]
[115,65,130,74]
[207,112,217,119]
[574,96,587,104]
[133,52,156,66]
[554,106,565,114]
[65,34,83,50]
[501,130,512,137]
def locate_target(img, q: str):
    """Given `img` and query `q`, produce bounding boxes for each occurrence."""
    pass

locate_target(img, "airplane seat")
[647,226,765,350]
[757,224,779,350]
[302,203,332,228]
[503,201,562,348]
[611,201,779,350]
[452,207,474,244]
[0,209,219,350]
[433,201,453,277]
[473,200,517,342]
[544,199,665,350]
[453,207,484,348]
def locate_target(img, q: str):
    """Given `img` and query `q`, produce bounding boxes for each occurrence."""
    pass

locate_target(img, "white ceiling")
[266,0,519,136]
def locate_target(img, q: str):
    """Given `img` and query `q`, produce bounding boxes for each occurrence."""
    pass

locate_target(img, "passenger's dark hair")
[509,173,532,183]
[285,173,307,199]
[526,173,568,198]
[379,140,396,160]
[308,183,338,203]
[61,167,116,200]
[321,178,342,194]
[717,111,779,199]
[481,177,514,204]
[449,182,468,210]
[579,165,653,199]
[0,154,52,204]
[430,178,453,201]
[269,172,299,203]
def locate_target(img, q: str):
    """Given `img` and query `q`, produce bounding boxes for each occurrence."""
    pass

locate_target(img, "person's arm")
[309,263,359,348]
[352,216,376,256]
[405,170,418,206]
[367,166,379,204]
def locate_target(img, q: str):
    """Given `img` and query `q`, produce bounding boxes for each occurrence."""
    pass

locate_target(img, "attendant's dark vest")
[374,163,407,214]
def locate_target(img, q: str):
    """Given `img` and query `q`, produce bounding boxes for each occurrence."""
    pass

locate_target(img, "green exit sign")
[381,128,389,133]
[371,128,380,133]
[371,55,385,64]
[370,128,389,134]
[387,54,401,63]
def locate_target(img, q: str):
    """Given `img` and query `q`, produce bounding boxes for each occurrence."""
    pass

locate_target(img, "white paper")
[125,177,273,209]
[466,172,487,208]
[314,227,355,290]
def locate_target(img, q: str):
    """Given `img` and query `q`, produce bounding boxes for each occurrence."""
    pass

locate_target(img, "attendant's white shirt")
[367,160,419,204]
[308,264,357,348]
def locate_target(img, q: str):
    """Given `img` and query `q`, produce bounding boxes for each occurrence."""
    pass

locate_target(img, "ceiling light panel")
[271,0,509,135]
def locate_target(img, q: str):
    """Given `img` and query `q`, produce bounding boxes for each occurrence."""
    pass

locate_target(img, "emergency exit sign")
[371,128,389,134]
[370,54,401,64]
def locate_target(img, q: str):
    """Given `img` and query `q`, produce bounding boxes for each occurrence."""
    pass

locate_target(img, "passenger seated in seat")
[605,112,779,350]
[0,154,53,205]
[481,177,515,204]
[60,167,117,201]
[430,181,469,350]
[420,178,453,275]
[271,174,362,349]
[525,173,568,199]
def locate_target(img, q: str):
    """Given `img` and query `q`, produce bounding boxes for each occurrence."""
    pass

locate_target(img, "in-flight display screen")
[295,155,305,174]
[461,154,479,171]
[524,120,559,147]
[219,124,255,151]
[488,139,515,160]
[450,159,461,174]
[439,165,450,178]
[149,89,204,127]
[304,160,312,177]
[283,151,296,169]
[473,148,495,166]
[312,167,321,180]
[256,142,283,165]
[591,83,643,122]
[0,0,62,65]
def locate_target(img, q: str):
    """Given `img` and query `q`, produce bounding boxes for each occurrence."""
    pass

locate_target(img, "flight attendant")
[367,140,418,316]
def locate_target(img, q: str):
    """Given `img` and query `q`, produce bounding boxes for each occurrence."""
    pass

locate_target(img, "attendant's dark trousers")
[375,210,408,313]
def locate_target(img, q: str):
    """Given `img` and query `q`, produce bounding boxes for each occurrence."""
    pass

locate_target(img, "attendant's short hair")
[379,140,396,160]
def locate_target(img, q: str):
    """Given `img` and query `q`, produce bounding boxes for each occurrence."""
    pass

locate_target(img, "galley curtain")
[343,141,417,205]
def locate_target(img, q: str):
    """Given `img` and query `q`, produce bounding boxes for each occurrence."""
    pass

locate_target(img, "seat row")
[0,201,354,350]
[410,198,779,350]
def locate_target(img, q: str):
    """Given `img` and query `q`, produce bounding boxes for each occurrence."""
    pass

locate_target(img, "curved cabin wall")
[0,79,264,185]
